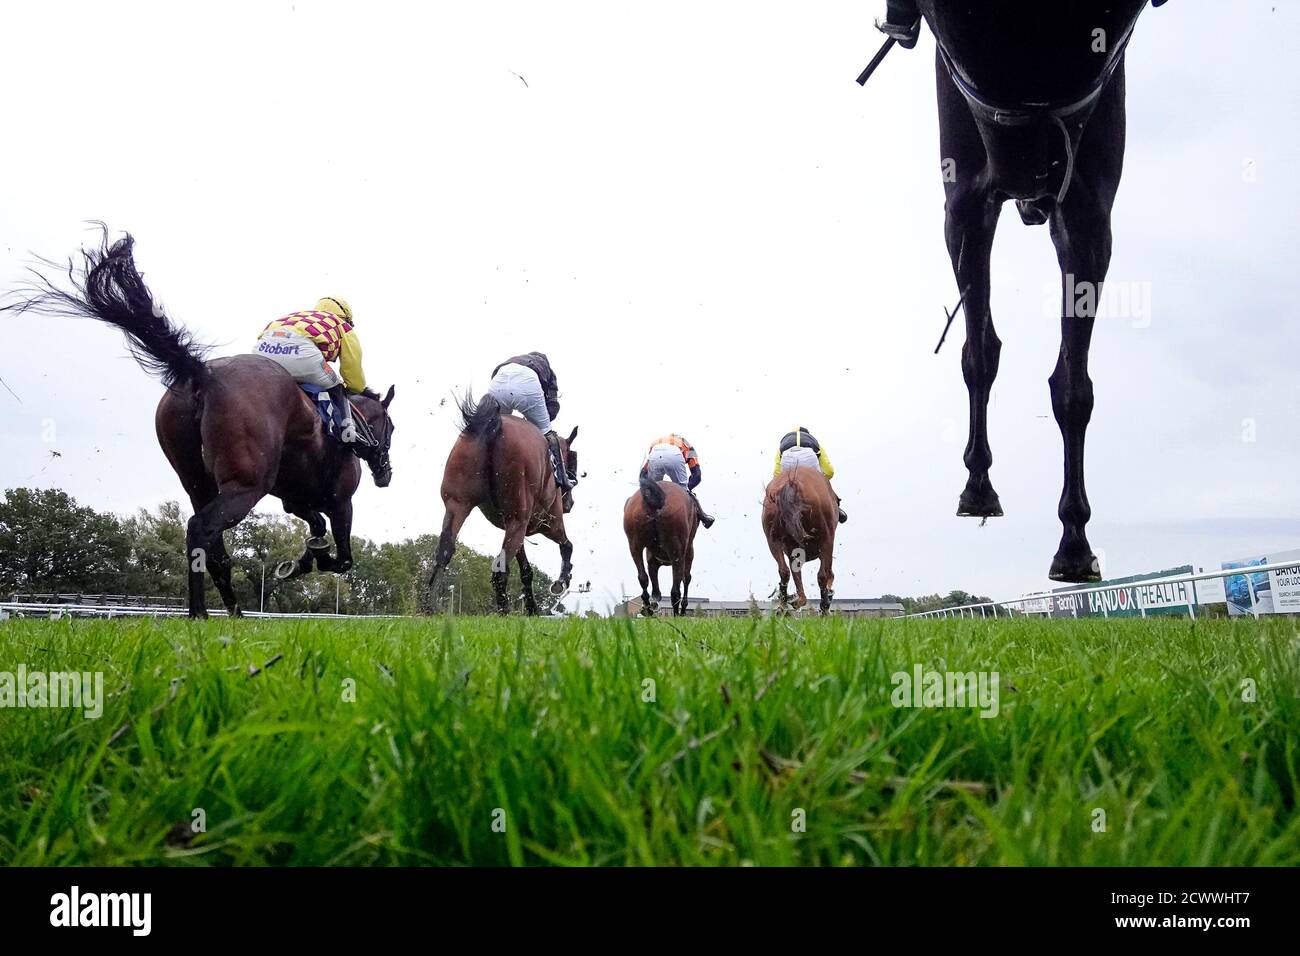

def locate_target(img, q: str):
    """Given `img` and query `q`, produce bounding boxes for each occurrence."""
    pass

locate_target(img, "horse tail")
[8,228,209,391]
[775,480,806,548]
[457,391,503,445]
[639,473,666,513]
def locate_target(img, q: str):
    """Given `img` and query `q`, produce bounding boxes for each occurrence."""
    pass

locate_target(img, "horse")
[429,393,577,614]
[624,474,700,616]
[761,466,838,613]
[914,0,1163,581]
[9,231,397,617]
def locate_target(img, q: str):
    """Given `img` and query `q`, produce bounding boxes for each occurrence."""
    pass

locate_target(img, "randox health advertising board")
[1050,566,1195,618]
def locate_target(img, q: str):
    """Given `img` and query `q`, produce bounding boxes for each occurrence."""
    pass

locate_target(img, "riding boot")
[327,385,359,444]
[545,430,575,488]
[690,492,715,529]
[545,430,575,513]
[877,0,920,48]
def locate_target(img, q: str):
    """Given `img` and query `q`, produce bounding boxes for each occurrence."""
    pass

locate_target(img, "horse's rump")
[763,468,836,561]
[624,479,694,564]
[444,412,555,531]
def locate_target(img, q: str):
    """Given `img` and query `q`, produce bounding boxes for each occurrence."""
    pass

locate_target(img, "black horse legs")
[185,485,262,618]
[945,182,1005,518]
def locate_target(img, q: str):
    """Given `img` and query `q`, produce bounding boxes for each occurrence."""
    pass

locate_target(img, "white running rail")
[906,560,1300,621]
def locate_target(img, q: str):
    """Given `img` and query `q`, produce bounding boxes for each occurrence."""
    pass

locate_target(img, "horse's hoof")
[1048,550,1101,583]
[956,483,1003,518]
[550,580,568,596]
[274,560,297,579]
[307,536,331,551]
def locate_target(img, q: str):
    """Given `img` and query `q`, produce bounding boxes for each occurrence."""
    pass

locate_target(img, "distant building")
[613,597,904,618]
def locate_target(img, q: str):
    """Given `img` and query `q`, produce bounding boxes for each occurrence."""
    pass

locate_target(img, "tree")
[0,488,131,596]
[0,485,563,615]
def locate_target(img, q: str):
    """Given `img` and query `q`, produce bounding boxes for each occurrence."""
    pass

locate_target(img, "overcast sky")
[1,1,1296,611]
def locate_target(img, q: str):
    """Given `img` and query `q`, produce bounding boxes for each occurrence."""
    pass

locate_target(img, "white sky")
[1,1,1297,611]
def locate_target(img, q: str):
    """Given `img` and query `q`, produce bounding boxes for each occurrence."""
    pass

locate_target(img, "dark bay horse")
[624,474,699,616]
[11,233,396,617]
[429,394,576,614]
[762,467,838,613]
[915,0,1162,581]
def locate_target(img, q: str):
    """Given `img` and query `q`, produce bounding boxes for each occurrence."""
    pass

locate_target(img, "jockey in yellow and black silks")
[774,427,848,524]
[253,296,370,445]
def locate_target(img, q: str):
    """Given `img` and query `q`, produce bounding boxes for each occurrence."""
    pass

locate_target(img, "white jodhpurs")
[488,363,552,432]
[645,444,689,485]
[779,446,820,473]
[253,330,342,388]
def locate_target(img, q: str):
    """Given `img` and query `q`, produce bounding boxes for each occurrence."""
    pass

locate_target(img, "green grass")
[0,614,1297,865]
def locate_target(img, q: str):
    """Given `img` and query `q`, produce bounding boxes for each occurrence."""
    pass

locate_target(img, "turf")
[0,615,1296,866]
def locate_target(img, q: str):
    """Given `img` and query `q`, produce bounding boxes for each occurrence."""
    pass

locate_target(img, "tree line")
[0,487,557,615]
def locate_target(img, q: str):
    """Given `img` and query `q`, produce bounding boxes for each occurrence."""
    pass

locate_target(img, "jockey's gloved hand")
[878,0,920,47]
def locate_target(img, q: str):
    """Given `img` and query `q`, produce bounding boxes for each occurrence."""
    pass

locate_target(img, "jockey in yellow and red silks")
[253,296,370,445]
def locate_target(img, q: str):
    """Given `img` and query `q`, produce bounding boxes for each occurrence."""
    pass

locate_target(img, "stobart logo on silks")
[258,340,301,356]
[0,666,104,718]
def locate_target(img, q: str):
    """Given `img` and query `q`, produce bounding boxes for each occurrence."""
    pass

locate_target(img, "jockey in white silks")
[486,351,577,513]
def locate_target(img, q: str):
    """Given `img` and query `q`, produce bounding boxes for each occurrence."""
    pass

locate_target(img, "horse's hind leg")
[186,484,262,619]
[669,560,684,617]
[492,519,529,615]
[630,545,652,615]
[207,534,242,617]
[427,502,471,609]
[516,547,538,616]
[790,552,809,609]
[817,553,835,616]
[1046,69,1126,583]
[680,545,694,616]
[767,537,791,609]
[647,557,663,613]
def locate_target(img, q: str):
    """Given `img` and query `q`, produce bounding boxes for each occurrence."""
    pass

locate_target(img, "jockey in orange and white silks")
[774,427,848,524]
[640,434,715,529]
[253,296,370,445]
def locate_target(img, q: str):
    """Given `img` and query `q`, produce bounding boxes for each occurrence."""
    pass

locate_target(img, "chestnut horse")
[762,467,838,613]
[913,0,1164,581]
[429,394,576,614]
[624,474,699,616]
[9,232,397,617]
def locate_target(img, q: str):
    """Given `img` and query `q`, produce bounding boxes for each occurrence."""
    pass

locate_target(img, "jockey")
[253,297,371,445]
[488,351,577,513]
[877,0,920,47]
[773,427,848,524]
[640,434,715,529]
